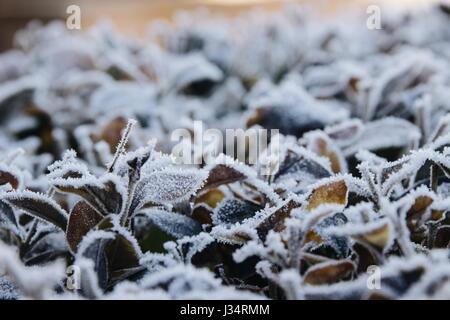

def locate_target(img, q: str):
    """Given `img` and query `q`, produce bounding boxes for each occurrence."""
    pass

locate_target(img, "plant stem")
[107,119,137,173]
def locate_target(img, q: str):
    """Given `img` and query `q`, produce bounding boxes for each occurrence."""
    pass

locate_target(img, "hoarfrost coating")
[2,3,450,300]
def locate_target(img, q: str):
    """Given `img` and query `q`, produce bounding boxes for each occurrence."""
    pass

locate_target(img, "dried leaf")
[304,132,347,174]
[354,222,391,250]
[256,199,299,241]
[303,260,355,285]
[195,188,225,208]
[406,195,434,231]
[203,165,246,189]
[0,170,19,190]
[307,180,348,211]
[91,116,128,153]
[192,204,213,225]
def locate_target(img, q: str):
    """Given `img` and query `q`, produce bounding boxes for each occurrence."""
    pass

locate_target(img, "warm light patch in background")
[0,0,444,51]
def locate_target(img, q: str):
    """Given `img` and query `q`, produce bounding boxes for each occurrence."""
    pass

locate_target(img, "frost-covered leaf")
[212,199,261,226]
[211,223,258,245]
[256,199,299,241]
[195,188,225,208]
[303,131,347,174]
[303,260,355,285]
[140,252,178,274]
[66,200,103,252]
[325,119,364,149]
[140,208,202,239]
[0,242,65,299]
[77,230,114,290]
[77,217,142,290]
[0,200,18,232]
[328,218,393,251]
[355,222,392,251]
[367,55,435,120]
[22,229,68,266]
[343,118,421,157]
[0,276,20,300]
[306,179,348,211]
[307,212,350,259]
[164,53,223,97]
[2,190,68,230]
[378,149,450,196]
[403,187,436,233]
[135,264,263,299]
[247,79,348,137]
[51,173,125,215]
[91,116,129,153]
[130,168,207,213]
[165,232,215,263]
[202,164,246,189]
[192,203,214,225]
[274,148,332,193]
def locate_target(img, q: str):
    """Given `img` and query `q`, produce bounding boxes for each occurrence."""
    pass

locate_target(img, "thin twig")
[107,119,137,173]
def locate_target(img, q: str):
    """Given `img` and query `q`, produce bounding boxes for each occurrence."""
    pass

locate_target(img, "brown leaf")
[307,180,348,211]
[256,200,300,241]
[352,242,377,274]
[433,225,450,248]
[0,170,19,189]
[367,291,394,300]
[195,188,225,208]
[66,201,103,252]
[354,222,391,250]
[203,164,246,189]
[303,230,323,245]
[406,195,433,231]
[231,231,254,242]
[92,117,128,153]
[316,139,344,174]
[303,260,355,285]
[326,119,363,146]
[306,133,346,174]
[192,204,213,225]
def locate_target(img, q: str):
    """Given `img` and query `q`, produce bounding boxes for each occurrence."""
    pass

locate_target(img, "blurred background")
[0,0,440,52]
